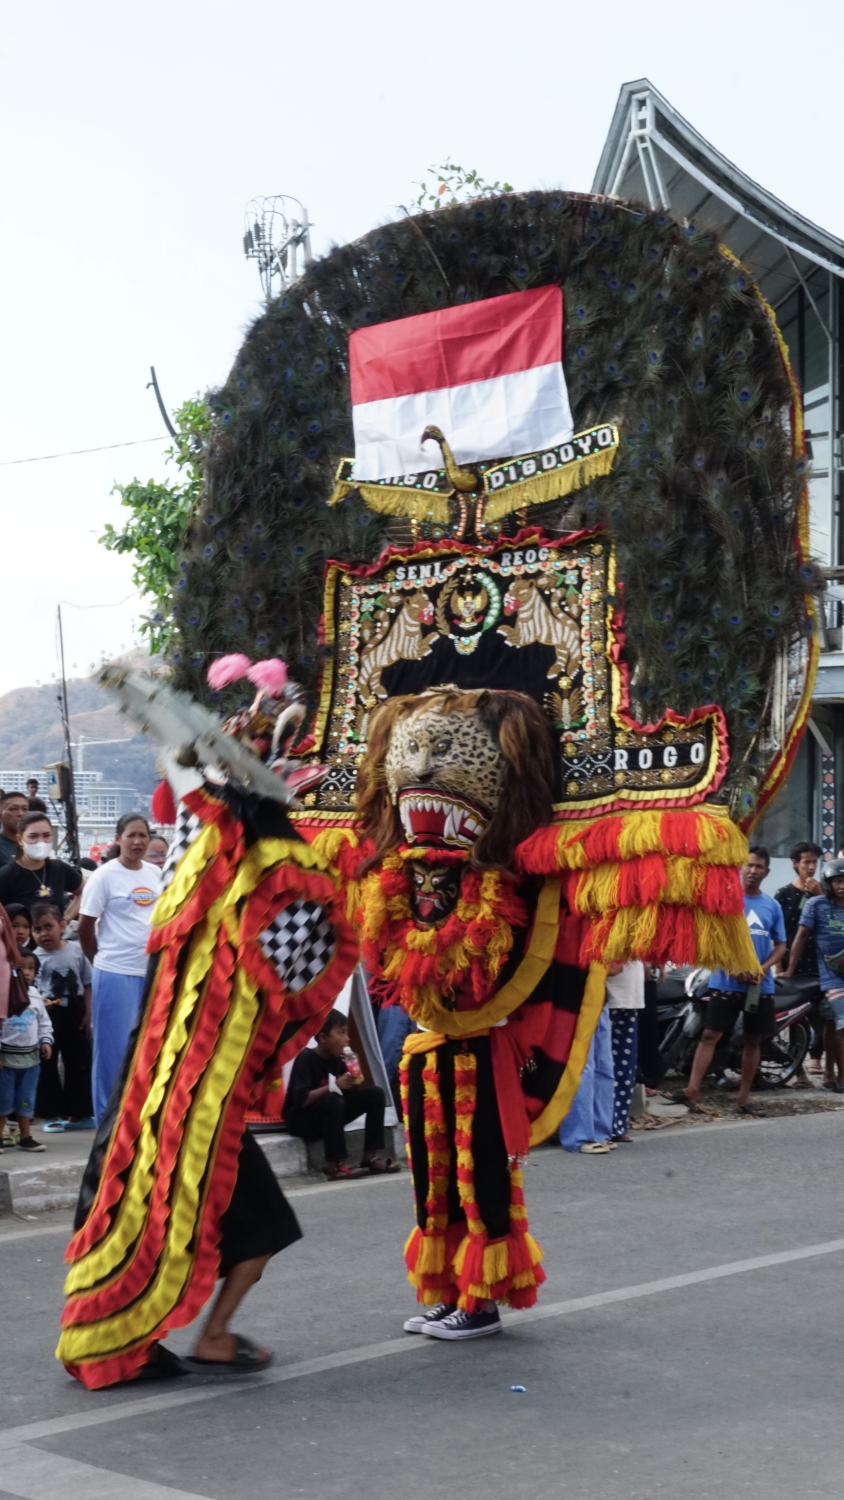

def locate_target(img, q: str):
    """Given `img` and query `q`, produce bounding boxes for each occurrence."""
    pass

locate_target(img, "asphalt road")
[2,1112,844,1500]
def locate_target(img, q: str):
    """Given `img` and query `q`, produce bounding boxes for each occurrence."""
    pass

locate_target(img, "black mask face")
[409,860,461,926]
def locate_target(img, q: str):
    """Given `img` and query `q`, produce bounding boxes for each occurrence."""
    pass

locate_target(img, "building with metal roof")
[594,80,844,864]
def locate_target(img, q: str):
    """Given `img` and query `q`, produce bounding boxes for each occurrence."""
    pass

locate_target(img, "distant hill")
[0,651,161,796]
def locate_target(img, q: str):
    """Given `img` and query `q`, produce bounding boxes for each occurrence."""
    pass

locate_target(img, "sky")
[2,0,842,697]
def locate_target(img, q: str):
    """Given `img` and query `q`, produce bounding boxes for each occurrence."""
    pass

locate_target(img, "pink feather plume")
[206,653,253,690]
[246,658,288,695]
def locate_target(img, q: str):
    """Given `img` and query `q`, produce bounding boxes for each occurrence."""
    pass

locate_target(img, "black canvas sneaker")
[422,1306,502,1340]
[403,1302,457,1334]
[18,1136,46,1152]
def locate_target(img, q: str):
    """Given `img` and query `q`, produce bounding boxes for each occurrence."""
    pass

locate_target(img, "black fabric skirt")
[218,1130,302,1272]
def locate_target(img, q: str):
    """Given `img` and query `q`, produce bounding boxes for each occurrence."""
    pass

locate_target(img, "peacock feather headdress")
[171,191,817,825]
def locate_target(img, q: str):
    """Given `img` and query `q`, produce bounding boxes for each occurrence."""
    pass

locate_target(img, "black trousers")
[219,1130,302,1273]
[293,1085,385,1161]
[36,1005,93,1120]
[406,1038,511,1242]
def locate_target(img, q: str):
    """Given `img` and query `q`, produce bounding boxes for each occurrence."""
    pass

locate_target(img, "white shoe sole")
[422,1320,502,1340]
[403,1309,455,1334]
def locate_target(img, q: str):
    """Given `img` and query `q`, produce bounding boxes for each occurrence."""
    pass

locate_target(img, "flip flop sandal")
[579,1141,611,1154]
[183,1336,273,1377]
[323,1163,368,1181]
[360,1157,401,1174]
[664,1089,703,1112]
[735,1103,766,1118]
[121,1343,189,1383]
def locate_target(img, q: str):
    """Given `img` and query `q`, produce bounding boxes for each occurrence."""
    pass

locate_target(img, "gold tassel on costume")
[448,1051,545,1310]
[402,1051,457,1304]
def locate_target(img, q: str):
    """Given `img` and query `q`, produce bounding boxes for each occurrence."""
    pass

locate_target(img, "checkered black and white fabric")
[259,899,336,992]
[161,801,204,889]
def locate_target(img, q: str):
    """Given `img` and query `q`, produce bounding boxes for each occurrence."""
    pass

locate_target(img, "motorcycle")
[656,969,816,1088]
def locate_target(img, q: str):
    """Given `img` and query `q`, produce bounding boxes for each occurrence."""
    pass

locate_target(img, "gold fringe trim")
[483,443,617,524]
[329,474,452,524]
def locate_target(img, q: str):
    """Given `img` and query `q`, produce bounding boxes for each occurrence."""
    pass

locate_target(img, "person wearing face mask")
[0,811,83,917]
[77,814,162,1123]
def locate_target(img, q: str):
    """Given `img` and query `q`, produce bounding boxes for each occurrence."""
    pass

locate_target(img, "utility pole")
[243,196,313,307]
[56,606,80,865]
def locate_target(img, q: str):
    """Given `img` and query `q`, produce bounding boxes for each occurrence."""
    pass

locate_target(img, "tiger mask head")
[355,687,557,871]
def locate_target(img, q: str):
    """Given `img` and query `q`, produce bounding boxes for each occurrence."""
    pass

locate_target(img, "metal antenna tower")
[243,196,313,307]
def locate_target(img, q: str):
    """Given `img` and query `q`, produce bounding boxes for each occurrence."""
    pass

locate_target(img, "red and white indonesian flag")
[349,285,574,481]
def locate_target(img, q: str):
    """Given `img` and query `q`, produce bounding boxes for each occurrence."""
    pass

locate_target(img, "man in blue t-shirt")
[783,857,844,1091]
[670,846,786,1117]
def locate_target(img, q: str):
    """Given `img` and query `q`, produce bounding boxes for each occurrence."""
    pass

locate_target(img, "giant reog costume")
[59,192,817,1377]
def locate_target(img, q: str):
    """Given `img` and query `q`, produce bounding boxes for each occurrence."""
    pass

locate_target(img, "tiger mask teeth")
[397,786,489,850]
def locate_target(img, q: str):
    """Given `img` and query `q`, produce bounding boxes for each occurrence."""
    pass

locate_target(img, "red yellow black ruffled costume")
[57,786,357,1389]
[351,800,759,1314]
[356,847,559,1312]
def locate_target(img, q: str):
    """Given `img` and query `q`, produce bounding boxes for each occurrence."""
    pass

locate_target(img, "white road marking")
[3,1235,844,1456]
[0,1170,407,1245]
[1,1442,208,1499]
[0,1222,75,1244]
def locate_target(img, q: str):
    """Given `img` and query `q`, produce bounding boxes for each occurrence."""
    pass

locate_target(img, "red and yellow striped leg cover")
[451,1051,545,1312]
[56,791,359,1389]
[403,1051,462,1305]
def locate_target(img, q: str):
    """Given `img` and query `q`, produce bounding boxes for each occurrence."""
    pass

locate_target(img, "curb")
[0,1124,407,1217]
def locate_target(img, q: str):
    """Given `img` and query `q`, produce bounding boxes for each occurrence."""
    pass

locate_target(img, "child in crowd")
[18,951,39,988]
[5,903,35,953]
[0,952,53,1153]
[31,902,94,1128]
[283,1009,400,1181]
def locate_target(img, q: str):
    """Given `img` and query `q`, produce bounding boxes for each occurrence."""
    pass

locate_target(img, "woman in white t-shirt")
[78,815,162,1123]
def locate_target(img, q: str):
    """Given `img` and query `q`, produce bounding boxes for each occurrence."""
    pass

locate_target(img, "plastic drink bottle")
[744,982,761,1014]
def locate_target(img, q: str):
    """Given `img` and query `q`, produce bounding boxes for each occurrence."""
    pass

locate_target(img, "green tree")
[100,396,210,654]
[413,161,513,212]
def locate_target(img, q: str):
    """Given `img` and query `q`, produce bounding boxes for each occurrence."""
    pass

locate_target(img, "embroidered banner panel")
[299,529,726,821]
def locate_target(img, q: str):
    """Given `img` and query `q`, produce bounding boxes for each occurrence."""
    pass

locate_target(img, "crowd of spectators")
[0,787,168,1152]
[3,779,844,1162]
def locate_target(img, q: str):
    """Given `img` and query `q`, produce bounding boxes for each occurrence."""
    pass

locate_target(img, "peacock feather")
[171,192,817,817]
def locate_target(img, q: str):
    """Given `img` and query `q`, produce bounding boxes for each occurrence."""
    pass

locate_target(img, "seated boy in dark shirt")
[283,1009,400,1181]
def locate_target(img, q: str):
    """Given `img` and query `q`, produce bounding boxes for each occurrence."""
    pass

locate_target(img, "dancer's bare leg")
[191,1254,271,1362]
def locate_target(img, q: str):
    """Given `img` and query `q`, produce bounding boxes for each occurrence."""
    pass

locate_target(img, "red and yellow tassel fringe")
[402,1049,545,1311]
[359,857,529,1014]
[516,807,758,974]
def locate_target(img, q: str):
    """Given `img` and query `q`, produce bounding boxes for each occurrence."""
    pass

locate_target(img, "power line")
[0,436,166,467]
[58,593,140,611]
